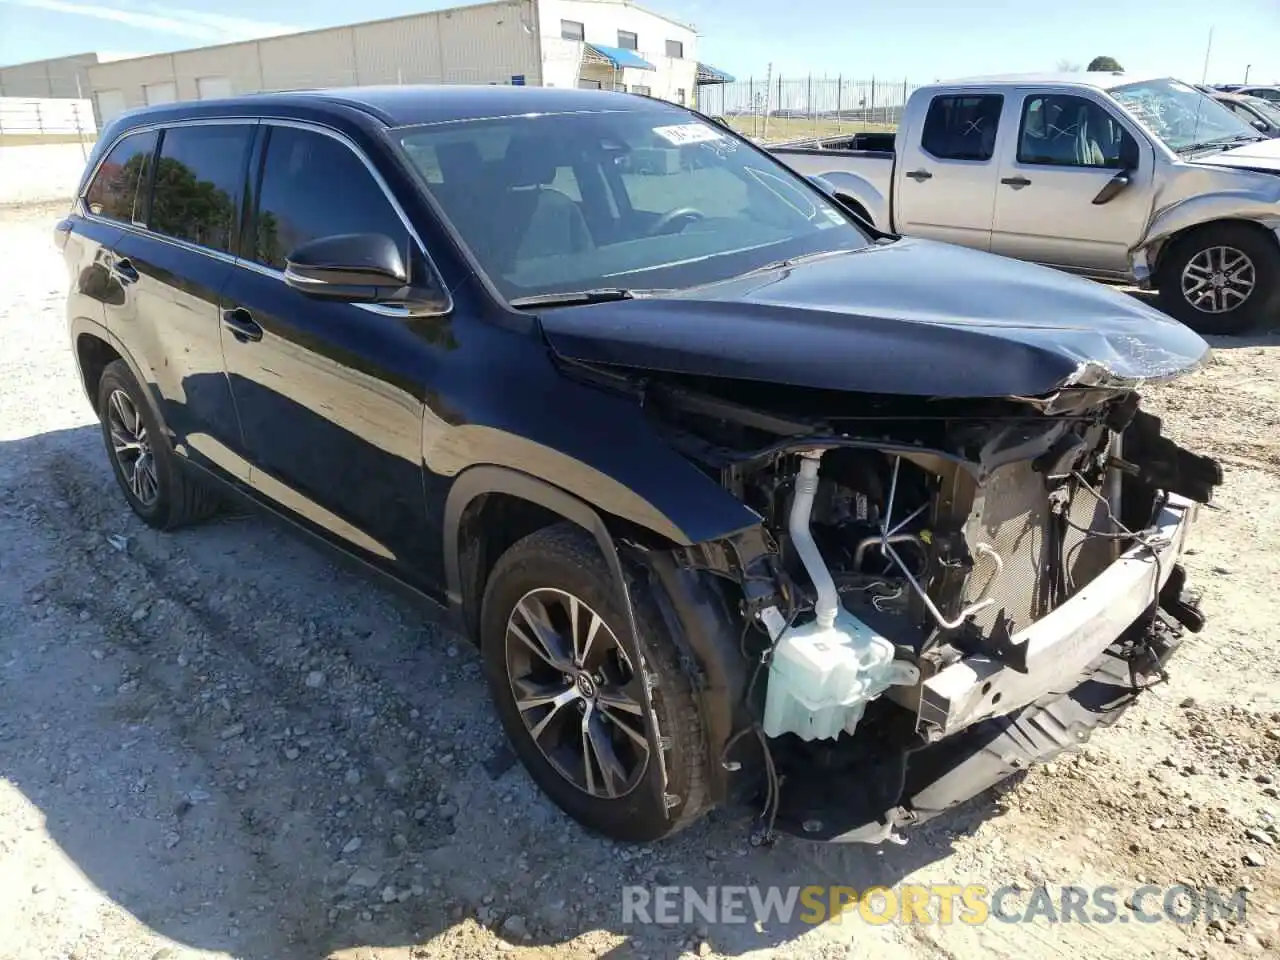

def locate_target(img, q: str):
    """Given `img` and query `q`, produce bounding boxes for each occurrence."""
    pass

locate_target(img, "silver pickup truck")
[771,73,1280,334]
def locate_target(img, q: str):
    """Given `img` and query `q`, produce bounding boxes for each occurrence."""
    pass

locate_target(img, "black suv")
[61,86,1219,844]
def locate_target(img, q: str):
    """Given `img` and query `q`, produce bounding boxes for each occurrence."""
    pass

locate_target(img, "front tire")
[1157,223,1280,335]
[97,360,220,529]
[480,524,710,842]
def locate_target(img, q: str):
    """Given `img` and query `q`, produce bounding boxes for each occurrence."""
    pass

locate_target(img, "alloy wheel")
[504,587,651,799]
[106,388,159,507]
[1181,245,1256,314]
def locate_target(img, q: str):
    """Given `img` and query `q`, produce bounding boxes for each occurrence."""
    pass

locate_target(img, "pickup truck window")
[1017,94,1133,169]
[398,111,869,301]
[921,95,1003,162]
[1109,78,1258,154]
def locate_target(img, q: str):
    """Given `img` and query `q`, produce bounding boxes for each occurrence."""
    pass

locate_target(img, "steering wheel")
[647,207,705,236]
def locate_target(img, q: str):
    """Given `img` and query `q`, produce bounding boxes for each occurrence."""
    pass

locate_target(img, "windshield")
[396,109,869,301]
[1109,78,1261,153]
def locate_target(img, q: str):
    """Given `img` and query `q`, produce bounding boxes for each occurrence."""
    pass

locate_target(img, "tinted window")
[1018,94,1135,168]
[920,95,1003,161]
[666,40,683,58]
[618,30,638,50]
[253,125,408,271]
[561,19,584,40]
[84,130,156,223]
[150,124,252,253]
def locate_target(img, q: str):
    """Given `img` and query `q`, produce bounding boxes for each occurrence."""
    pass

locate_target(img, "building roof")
[112,85,687,129]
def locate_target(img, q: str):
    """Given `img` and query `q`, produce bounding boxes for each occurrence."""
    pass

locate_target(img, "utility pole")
[1200,26,1214,84]
[762,62,772,142]
[1244,64,1252,84]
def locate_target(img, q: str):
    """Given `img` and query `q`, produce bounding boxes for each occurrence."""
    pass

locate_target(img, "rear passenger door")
[894,93,1005,250]
[108,121,256,482]
[220,122,444,582]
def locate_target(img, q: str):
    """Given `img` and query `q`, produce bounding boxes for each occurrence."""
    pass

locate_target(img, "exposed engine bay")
[624,371,1224,843]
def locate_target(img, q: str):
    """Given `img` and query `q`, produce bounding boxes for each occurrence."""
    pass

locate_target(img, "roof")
[584,43,655,71]
[107,85,687,129]
[935,71,1160,91]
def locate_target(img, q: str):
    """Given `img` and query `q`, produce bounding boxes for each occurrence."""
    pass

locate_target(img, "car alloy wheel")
[1180,245,1256,314]
[106,387,159,507]
[504,587,651,799]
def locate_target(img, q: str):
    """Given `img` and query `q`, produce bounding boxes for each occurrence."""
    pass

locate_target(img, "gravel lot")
[1,202,1278,960]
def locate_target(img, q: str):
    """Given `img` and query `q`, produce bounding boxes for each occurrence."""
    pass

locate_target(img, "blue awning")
[584,43,655,71]
[696,63,736,84]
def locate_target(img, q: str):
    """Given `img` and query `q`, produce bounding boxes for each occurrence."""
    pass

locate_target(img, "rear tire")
[97,360,220,530]
[1157,223,1280,335]
[479,523,710,842]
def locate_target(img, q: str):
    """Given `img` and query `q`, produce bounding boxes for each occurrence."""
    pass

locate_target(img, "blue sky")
[1,0,1277,84]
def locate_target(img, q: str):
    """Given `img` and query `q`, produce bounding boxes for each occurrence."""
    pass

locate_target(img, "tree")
[1087,56,1124,72]
[1056,59,1082,72]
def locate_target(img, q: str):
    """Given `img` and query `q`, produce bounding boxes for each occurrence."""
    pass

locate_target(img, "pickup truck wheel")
[1158,223,1280,334]
[97,360,221,529]
[480,523,710,842]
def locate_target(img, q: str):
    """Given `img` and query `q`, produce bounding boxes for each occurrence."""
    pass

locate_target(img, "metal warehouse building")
[78,0,729,124]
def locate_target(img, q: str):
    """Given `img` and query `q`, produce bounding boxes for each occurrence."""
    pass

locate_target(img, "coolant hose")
[791,451,840,629]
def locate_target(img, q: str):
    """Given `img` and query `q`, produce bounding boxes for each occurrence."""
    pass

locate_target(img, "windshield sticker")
[653,122,726,146]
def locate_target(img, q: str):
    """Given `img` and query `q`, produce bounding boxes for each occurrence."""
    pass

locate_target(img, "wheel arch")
[443,464,757,806]
[1145,207,1280,280]
[70,319,169,435]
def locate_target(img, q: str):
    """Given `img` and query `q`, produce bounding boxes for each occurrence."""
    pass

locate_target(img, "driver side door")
[219,121,448,585]
[990,91,1155,277]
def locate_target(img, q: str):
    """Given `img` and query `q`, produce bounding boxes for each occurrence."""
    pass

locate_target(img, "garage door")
[96,89,126,122]
[143,82,177,105]
[196,76,232,100]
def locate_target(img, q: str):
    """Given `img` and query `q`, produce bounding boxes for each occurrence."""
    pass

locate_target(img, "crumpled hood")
[1194,136,1280,171]
[537,238,1209,398]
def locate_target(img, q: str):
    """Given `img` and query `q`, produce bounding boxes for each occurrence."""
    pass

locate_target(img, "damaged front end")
[602,367,1222,843]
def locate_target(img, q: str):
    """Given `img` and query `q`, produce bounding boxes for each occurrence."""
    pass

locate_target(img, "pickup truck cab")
[772,73,1280,333]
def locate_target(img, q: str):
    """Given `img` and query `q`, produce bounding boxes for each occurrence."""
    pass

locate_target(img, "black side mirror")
[285,233,410,302]
[1252,118,1269,132]
[1118,133,1140,171]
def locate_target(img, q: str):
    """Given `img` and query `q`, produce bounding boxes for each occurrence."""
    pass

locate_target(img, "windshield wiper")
[1177,133,1266,154]
[742,246,862,277]
[509,288,636,308]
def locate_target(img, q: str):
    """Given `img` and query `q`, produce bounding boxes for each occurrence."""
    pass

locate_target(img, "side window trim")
[241,118,449,316]
[81,117,260,264]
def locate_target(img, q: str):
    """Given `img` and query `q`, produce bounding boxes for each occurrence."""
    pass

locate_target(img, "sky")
[1,0,1277,85]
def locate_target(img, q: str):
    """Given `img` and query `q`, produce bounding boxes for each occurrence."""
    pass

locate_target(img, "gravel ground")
[1,202,1277,960]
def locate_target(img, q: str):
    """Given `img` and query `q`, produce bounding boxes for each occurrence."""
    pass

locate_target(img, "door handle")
[222,307,263,343]
[110,257,138,284]
[1000,176,1032,189]
[905,169,933,182]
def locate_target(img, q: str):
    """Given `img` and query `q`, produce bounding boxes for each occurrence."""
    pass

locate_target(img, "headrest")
[501,137,558,187]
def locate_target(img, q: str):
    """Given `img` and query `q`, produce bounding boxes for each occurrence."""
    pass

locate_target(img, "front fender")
[1143,189,1280,250]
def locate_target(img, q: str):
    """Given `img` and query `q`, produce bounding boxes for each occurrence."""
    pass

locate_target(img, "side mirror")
[1118,134,1140,171]
[284,233,410,302]
[1252,118,1269,132]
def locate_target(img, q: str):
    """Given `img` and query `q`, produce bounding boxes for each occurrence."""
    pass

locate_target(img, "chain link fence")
[697,76,925,143]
